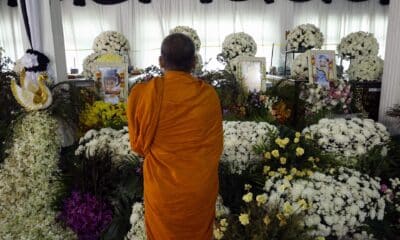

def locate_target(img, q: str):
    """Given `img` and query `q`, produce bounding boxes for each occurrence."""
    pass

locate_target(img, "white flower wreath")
[337,31,379,59]
[287,24,324,50]
[347,55,384,81]
[92,31,130,55]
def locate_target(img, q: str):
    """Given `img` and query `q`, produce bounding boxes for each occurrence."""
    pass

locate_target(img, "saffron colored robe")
[127,71,223,240]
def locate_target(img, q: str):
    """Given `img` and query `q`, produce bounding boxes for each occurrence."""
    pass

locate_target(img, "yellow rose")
[242,192,253,203]
[263,215,271,225]
[294,137,300,143]
[295,132,301,138]
[264,152,271,160]
[239,213,250,225]
[280,157,287,165]
[306,170,313,176]
[296,147,305,157]
[213,228,224,239]
[278,184,286,192]
[263,166,271,175]
[244,184,252,191]
[315,237,325,240]
[275,138,288,149]
[256,194,268,206]
[304,133,312,139]
[290,168,298,175]
[308,156,315,162]
[297,199,308,210]
[268,171,277,177]
[271,149,280,158]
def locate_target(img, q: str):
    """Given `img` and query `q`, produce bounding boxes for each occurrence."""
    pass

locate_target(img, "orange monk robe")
[127,71,223,240]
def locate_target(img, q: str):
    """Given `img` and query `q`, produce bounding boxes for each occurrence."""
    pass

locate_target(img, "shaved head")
[160,33,195,72]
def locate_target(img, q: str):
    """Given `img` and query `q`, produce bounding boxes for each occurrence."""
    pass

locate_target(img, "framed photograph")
[232,56,267,92]
[94,62,128,104]
[308,50,336,88]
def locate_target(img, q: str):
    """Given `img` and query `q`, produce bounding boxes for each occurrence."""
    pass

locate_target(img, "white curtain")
[0,1,24,61]
[0,0,389,71]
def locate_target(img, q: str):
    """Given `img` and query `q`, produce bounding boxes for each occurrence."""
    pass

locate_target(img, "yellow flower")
[256,194,268,206]
[294,137,300,143]
[244,184,252,191]
[263,215,271,225]
[220,218,229,227]
[297,199,308,210]
[264,151,271,160]
[308,156,315,162]
[290,168,298,175]
[242,192,253,203]
[275,137,290,148]
[263,166,271,175]
[280,157,287,165]
[213,228,224,239]
[268,171,277,177]
[295,132,301,138]
[283,201,293,215]
[239,213,250,225]
[276,213,287,226]
[296,171,306,177]
[271,149,280,158]
[315,157,320,162]
[278,184,286,192]
[306,170,313,176]
[315,237,325,240]
[284,175,293,181]
[278,167,287,175]
[296,147,305,157]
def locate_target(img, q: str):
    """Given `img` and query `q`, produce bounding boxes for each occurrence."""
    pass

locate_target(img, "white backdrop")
[0,1,24,60]
[0,0,389,72]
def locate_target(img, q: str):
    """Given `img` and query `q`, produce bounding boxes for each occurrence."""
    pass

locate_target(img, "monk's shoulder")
[199,80,219,99]
[130,77,159,95]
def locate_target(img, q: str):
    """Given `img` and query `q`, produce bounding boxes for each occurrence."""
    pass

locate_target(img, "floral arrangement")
[291,52,309,79]
[287,24,324,50]
[220,32,257,62]
[92,31,130,55]
[58,191,113,240]
[82,52,102,78]
[79,100,127,131]
[337,31,379,59]
[222,121,277,174]
[263,167,385,237]
[170,26,201,51]
[75,127,136,162]
[347,55,384,81]
[299,79,352,114]
[0,111,75,239]
[302,118,390,160]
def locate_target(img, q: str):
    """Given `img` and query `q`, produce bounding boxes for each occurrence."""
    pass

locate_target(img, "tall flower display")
[337,31,379,59]
[287,24,324,50]
[0,111,75,239]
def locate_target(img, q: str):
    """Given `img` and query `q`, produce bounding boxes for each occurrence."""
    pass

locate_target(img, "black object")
[200,0,213,3]
[74,0,86,6]
[20,0,32,48]
[322,0,332,3]
[138,0,151,3]
[7,0,18,7]
[92,0,128,4]
[264,0,274,3]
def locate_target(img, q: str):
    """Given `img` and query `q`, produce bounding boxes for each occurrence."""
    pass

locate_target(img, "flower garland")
[302,118,390,159]
[337,31,379,59]
[0,111,75,239]
[299,79,352,114]
[221,32,257,62]
[287,24,324,50]
[92,31,130,55]
[347,55,384,81]
[170,26,201,52]
[291,52,309,79]
[222,121,277,174]
[263,167,385,238]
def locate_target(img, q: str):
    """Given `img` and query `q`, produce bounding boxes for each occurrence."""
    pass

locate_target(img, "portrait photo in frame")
[94,62,128,104]
[232,56,267,92]
[308,50,336,88]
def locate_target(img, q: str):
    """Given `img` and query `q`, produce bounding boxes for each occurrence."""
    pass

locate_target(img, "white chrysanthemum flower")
[347,55,384,81]
[287,24,324,50]
[93,31,130,54]
[338,31,379,59]
[221,32,257,63]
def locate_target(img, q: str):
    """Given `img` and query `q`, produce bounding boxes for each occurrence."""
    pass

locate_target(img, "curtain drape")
[0,0,24,60]
[60,0,388,72]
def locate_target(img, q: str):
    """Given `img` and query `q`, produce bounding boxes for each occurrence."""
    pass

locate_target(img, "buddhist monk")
[127,33,223,240]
